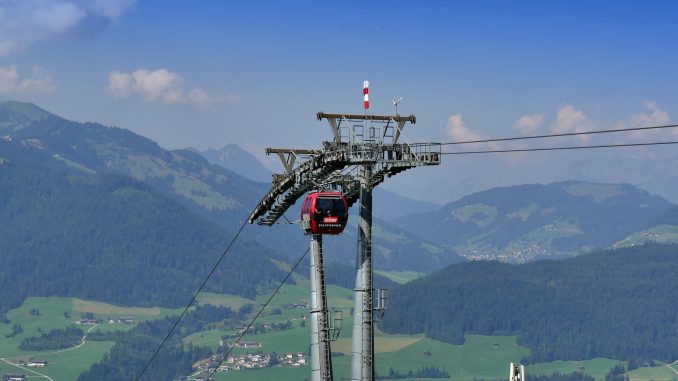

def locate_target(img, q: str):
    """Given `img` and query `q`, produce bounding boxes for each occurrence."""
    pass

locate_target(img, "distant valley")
[392,182,677,262]
[0,101,462,279]
[187,128,678,265]
[2,101,678,381]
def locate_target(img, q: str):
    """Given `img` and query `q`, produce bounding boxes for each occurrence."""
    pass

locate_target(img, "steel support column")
[351,164,374,381]
[310,234,333,381]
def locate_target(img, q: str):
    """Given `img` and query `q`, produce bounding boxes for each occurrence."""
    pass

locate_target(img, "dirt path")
[43,324,98,355]
[0,357,54,381]
[0,324,100,380]
[4,323,98,361]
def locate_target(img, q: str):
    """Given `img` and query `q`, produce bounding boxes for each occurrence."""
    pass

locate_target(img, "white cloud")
[108,68,239,109]
[107,71,132,98]
[131,69,184,103]
[630,101,670,127]
[0,66,19,93]
[188,87,214,108]
[444,113,524,161]
[32,2,87,34]
[445,114,484,142]
[0,65,56,94]
[618,101,674,140]
[551,105,593,142]
[513,114,544,134]
[0,0,137,57]
[16,65,57,93]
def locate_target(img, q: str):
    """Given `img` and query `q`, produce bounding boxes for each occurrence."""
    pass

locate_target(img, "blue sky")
[1,0,677,202]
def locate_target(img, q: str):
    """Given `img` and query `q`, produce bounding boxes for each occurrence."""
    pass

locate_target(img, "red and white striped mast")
[363,80,369,113]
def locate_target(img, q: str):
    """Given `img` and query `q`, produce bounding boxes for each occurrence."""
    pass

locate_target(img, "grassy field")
[207,335,529,381]
[529,358,625,380]
[207,335,526,381]
[204,335,629,381]
[333,334,421,355]
[3,290,669,381]
[253,282,353,311]
[195,292,255,310]
[179,281,637,381]
[181,305,633,381]
[182,306,618,381]
[451,203,498,227]
[38,340,114,380]
[1,296,184,346]
[72,298,182,321]
[1,341,115,381]
[0,362,20,375]
[374,335,527,381]
[613,225,678,248]
[627,363,678,381]
[375,270,422,284]
[0,296,181,380]
[211,365,308,381]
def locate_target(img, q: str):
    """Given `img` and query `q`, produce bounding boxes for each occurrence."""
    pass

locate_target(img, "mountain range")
[0,101,461,274]
[184,125,678,264]
[3,101,678,373]
[0,158,287,317]
[0,101,460,318]
[3,100,678,318]
[392,181,676,261]
[190,144,273,183]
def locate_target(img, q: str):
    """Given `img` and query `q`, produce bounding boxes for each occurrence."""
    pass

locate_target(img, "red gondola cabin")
[301,192,349,235]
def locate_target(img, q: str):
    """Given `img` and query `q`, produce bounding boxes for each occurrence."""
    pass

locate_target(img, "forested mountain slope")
[380,244,678,363]
[0,101,461,274]
[0,159,288,318]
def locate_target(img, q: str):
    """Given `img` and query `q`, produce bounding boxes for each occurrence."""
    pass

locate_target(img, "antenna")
[393,97,403,115]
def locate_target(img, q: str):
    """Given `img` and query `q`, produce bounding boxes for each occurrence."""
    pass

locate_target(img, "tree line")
[380,244,678,363]
[376,365,450,379]
[19,326,84,351]
[0,161,290,320]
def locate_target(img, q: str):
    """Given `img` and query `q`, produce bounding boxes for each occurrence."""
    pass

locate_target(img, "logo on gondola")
[323,216,339,223]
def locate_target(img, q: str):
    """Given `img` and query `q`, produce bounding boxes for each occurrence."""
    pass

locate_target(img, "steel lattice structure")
[248,113,440,225]
[249,111,440,381]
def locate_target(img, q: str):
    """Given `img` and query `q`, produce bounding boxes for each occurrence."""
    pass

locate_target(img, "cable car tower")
[510,362,526,381]
[248,81,441,381]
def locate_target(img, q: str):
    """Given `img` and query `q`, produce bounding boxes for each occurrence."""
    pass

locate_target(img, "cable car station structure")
[248,88,441,381]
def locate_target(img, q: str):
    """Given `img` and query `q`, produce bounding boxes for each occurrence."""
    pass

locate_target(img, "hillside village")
[182,351,307,380]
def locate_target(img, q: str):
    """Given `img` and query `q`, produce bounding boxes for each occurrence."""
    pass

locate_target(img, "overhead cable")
[135,219,249,381]
[436,123,678,146]
[206,248,309,379]
[440,140,678,155]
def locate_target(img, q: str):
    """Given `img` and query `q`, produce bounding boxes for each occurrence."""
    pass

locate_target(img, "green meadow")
[0,288,660,381]
[0,296,181,380]
[627,362,678,381]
